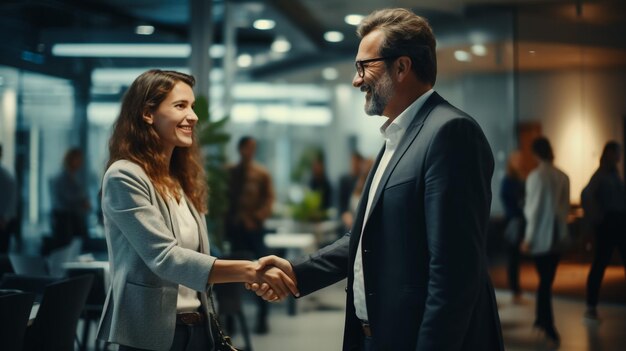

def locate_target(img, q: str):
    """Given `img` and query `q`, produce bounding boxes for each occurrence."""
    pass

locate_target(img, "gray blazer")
[96,160,217,350]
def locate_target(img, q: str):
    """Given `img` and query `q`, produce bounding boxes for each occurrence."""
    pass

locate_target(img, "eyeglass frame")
[354,56,401,78]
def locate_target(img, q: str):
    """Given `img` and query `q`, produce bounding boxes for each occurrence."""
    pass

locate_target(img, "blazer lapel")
[364,92,444,226]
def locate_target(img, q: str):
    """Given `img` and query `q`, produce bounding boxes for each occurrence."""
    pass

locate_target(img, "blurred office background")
[0,1,625,350]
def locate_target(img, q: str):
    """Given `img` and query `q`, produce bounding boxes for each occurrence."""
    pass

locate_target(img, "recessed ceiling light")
[324,31,344,43]
[471,44,487,56]
[344,14,364,26]
[529,50,536,54]
[322,67,338,80]
[135,25,154,35]
[271,37,291,53]
[253,19,275,30]
[454,50,472,62]
[237,54,252,68]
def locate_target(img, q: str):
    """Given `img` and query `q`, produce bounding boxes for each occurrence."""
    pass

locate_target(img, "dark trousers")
[586,212,626,307]
[507,244,521,295]
[227,222,268,325]
[118,323,211,351]
[362,336,375,351]
[533,253,560,329]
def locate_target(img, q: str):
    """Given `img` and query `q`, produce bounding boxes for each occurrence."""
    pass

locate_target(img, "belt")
[176,312,206,326]
[361,323,372,337]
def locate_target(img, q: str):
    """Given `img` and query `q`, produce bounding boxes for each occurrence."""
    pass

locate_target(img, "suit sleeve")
[417,118,494,350]
[102,165,216,292]
[290,233,351,296]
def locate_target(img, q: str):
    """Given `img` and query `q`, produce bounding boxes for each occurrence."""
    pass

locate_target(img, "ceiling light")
[454,50,472,62]
[529,50,536,54]
[322,67,338,80]
[135,25,154,35]
[344,14,364,26]
[271,37,291,53]
[237,54,252,68]
[51,43,225,58]
[324,31,344,43]
[470,44,487,56]
[253,19,275,30]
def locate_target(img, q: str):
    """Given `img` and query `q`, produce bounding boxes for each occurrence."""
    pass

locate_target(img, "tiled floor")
[226,281,626,351]
[84,277,626,351]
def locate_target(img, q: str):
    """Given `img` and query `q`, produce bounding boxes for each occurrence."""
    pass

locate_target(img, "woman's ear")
[143,112,154,125]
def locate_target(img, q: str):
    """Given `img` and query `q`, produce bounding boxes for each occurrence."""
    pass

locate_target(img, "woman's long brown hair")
[105,69,208,213]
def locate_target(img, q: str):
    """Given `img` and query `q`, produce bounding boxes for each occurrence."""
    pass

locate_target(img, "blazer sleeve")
[290,232,351,296]
[102,164,216,292]
[417,117,494,350]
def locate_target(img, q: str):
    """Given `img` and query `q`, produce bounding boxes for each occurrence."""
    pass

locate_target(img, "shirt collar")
[380,89,435,147]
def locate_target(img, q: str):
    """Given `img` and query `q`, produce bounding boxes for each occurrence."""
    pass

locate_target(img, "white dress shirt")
[353,89,434,322]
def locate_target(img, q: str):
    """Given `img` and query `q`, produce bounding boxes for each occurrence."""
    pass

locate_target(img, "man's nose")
[352,72,363,88]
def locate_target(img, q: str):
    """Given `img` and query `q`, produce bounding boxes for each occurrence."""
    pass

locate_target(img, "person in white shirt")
[522,136,570,348]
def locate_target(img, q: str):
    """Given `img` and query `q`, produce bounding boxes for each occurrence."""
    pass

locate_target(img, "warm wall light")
[253,19,275,30]
[471,44,487,56]
[324,31,344,43]
[454,50,472,62]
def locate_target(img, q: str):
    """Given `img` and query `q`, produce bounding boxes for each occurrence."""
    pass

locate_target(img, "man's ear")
[396,56,412,82]
[143,112,154,125]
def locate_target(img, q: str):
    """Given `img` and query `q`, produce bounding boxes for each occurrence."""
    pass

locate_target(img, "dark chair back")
[23,274,93,351]
[0,274,59,301]
[0,254,14,278]
[0,291,36,351]
[9,254,48,276]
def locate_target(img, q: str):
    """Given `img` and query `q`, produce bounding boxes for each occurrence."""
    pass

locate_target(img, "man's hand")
[247,255,299,301]
[520,241,530,254]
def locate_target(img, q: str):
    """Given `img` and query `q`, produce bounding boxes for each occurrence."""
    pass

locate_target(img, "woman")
[522,137,569,348]
[583,141,626,322]
[96,70,297,351]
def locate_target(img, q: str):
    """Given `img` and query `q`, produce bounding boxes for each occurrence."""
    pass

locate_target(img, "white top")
[523,161,570,255]
[171,194,202,312]
[353,89,434,322]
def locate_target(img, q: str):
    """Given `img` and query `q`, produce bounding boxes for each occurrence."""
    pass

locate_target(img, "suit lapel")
[363,92,445,227]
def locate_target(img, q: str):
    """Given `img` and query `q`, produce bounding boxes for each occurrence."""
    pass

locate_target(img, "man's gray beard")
[364,72,394,116]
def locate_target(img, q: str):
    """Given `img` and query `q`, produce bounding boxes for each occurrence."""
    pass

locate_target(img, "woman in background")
[97,69,297,351]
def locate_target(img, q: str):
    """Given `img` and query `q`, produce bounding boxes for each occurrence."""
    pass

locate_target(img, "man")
[0,144,18,253]
[226,136,275,333]
[339,151,364,230]
[521,137,569,348]
[254,8,503,350]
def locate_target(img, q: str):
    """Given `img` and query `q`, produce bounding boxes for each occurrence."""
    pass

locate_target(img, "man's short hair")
[531,137,554,162]
[238,136,254,150]
[357,8,437,85]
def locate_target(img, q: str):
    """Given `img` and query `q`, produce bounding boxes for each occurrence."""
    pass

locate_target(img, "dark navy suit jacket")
[292,92,504,350]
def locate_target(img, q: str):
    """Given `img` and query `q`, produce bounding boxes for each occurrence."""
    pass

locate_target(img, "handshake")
[248,255,300,302]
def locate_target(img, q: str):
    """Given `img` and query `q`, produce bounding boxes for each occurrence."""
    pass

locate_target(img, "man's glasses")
[355,56,400,78]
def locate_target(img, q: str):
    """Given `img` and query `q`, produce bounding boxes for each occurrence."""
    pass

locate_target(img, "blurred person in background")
[522,136,570,348]
[339,151,364,230]
[500,150,526,303]
[582,140,626,323]
[225,135,275,333]
[49,147,90,249]
[0,144,18,253]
